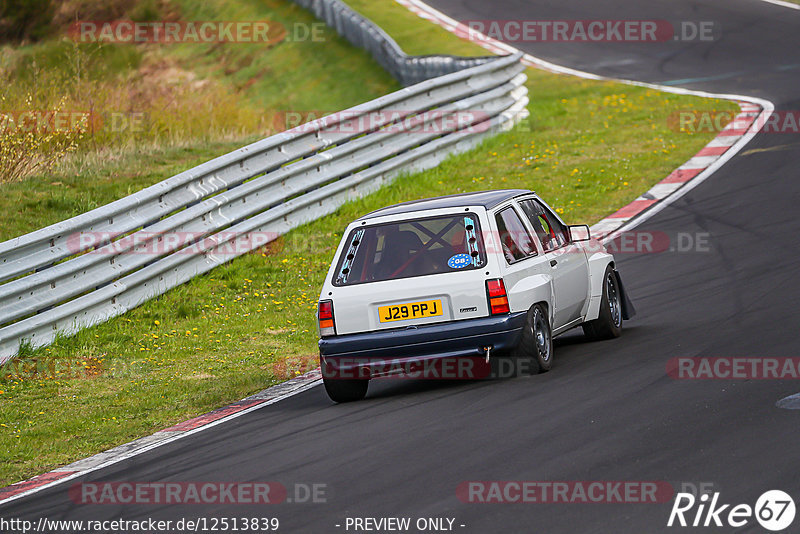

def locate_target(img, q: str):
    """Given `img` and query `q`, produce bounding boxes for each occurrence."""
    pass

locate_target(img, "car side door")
[490,203,551,316]
[517,197,590,328]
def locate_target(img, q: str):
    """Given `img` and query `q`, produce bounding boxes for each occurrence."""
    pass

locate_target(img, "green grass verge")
[0,0,738,486]
[0,0,397,191]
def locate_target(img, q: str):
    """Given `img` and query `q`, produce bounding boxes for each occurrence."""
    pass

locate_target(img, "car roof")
[359,189,533,220]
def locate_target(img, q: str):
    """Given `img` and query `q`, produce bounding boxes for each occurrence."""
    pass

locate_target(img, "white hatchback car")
[316,189,634,402]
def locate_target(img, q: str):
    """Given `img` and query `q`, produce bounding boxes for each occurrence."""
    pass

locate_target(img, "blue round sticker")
[447,253,472,269]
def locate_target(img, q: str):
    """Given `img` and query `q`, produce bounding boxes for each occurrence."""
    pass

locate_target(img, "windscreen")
[333,213,485,286]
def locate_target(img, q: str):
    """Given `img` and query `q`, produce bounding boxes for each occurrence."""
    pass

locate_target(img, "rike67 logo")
[668,490,796,531]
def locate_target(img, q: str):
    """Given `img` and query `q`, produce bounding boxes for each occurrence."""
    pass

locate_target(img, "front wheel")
[583,265,623,340]
[511,303,553,374]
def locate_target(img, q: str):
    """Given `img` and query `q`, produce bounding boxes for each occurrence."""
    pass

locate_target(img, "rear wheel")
[322,376,369,403]
[511,303,553,374]
[583,266,623,340]
[321,356,369,402]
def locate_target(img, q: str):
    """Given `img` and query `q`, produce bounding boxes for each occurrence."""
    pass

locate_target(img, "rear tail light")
[486,279,510,315]
[318,300,336,337]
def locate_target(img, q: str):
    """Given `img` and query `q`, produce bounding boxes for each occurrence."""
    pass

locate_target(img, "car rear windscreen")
[333,213,486,286]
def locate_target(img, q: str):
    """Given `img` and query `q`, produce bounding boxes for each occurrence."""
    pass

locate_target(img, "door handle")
[550,259,558,267]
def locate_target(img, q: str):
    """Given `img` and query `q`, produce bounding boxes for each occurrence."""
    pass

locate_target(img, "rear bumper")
[319,312,527,375]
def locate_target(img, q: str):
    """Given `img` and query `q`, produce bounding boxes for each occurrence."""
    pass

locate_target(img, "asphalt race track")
[3,0,800,532]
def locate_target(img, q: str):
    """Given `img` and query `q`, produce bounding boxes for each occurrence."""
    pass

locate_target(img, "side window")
[495,207,536,263]
[519,199,569,252]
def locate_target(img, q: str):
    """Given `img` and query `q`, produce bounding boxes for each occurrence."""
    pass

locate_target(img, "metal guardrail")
[0,53,528,362]
[291,0,496,86]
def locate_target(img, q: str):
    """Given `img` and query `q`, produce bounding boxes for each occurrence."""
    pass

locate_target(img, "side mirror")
[568,224,591,242]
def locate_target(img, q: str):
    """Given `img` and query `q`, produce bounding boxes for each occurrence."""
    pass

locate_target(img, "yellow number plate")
[378,299,443,323]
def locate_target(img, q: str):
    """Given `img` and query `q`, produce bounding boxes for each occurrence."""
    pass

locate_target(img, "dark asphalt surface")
[3,0,800,532]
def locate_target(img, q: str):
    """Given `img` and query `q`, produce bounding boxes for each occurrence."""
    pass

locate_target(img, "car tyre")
[512,303,553,374]
[322,375,369,403]
[582,265,623,340]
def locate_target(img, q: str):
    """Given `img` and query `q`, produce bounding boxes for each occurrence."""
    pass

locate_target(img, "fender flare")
[585,252,635,322]
[612,269,636,320]
[506,273,555,325]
